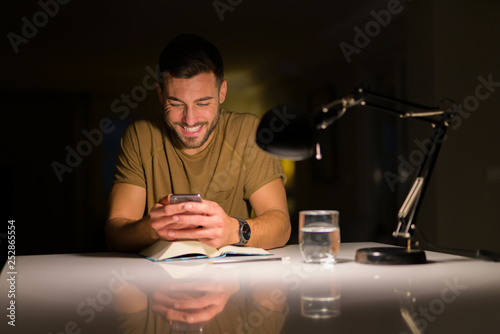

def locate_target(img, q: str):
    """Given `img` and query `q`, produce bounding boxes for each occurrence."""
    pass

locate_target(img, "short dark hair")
[157,34,224,88]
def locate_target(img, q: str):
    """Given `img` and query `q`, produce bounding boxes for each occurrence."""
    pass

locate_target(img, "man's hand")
[150,195,239,249]
[151,278,240,324]
[106,178,290,252]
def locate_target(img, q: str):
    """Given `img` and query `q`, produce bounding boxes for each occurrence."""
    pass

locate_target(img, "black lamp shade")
[255,104,316,161]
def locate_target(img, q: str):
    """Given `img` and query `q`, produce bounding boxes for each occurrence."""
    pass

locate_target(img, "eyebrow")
[167,96,214,103]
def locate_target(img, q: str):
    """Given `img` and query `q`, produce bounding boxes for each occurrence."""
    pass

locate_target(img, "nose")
[183,105,197,125]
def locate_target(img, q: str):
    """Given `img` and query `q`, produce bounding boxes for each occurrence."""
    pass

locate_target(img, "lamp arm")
[319,88,456,249]
[359,89,443,112]
[362,101,444,125]
[394,176,425,239]
[390,115,451,252]
[317,88,447,130]
[353,88,446,125]
[314,96,363,130]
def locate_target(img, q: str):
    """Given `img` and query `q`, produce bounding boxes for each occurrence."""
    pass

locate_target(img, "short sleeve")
[242,116,286,199]
[113,122,146,188]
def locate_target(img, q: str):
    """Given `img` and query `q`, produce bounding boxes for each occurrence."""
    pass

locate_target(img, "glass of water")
[299,210,340,264]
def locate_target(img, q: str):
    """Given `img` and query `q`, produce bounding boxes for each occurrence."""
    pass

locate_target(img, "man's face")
[157,72,227,155]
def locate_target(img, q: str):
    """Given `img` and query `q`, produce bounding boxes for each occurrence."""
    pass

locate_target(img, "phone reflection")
[151,273,240,332]
[112,262,289,333]
[300,264,341,319]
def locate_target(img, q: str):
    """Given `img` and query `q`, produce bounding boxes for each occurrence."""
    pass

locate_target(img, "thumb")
[158,194,172,205]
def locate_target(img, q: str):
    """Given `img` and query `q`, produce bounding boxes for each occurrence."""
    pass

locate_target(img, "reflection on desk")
[1,243,500,334]
[114,262,288,333]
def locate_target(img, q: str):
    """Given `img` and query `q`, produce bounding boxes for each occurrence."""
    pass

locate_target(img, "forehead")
[164,72,218,97]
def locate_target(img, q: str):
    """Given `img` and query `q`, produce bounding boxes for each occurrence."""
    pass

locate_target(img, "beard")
[165,107,221,150]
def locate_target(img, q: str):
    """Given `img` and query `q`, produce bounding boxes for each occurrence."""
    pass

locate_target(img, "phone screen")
[170,194,202,204]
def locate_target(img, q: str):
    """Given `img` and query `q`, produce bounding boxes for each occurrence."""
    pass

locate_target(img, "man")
[105,34,291,252]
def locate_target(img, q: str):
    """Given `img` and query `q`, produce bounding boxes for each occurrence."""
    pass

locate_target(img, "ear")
[156,82,164,104]
[219,80,227,104]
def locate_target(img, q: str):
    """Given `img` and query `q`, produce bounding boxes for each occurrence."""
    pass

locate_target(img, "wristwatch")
[234,218,251,245]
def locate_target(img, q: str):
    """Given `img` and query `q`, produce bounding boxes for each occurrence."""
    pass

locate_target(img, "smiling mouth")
[182,124,202,133]
[179,123,205,136]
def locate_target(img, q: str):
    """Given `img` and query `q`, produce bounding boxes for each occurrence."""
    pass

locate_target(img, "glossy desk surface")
[1,243,499,333]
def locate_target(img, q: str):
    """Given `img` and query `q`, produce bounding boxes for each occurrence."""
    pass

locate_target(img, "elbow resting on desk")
[105,216,160,253]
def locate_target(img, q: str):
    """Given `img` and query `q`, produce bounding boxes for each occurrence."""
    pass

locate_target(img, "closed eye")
[167,102,184,108]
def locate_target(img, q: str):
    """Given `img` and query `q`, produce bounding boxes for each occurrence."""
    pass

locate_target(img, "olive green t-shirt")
[113,109,285,219]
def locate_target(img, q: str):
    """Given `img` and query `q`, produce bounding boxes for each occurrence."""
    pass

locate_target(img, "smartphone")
[170,193,202,204]
[172,320,205,332]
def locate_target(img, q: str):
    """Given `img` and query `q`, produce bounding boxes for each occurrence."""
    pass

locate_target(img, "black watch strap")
[234,218,251,245]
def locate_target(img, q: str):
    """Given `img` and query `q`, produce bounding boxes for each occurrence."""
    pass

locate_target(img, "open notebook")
[140,240,271,261]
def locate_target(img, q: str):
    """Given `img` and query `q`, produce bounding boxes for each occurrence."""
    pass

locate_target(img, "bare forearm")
[105,216,159,252]
[247,209,291,250]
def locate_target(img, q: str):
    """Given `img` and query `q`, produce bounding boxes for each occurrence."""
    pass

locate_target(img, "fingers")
[150,201,203,237]
[153,202,216,229]
[151,202,207,223]
[152,290,226,323]
[153,305,218,324]
[165,222,221,242]
[150,198,230,247]
[152,201,199,217]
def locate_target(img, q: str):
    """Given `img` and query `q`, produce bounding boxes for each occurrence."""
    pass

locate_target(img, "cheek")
[205,106,220,119]
[165,109,182,122]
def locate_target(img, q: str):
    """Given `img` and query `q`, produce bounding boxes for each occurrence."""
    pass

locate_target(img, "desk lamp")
[255,87,457,265]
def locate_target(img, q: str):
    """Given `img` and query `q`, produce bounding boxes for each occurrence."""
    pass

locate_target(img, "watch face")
[241,222,251,241]
[235,218,251,245]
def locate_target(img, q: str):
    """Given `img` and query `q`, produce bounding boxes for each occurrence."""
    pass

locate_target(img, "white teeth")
[183,125,202,133]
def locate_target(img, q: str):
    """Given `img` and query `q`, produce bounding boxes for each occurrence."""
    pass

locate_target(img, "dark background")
[1,0,499,257]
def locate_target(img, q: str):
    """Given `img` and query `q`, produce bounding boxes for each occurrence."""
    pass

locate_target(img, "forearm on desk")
[105,208,291,252]
[247,209,291,250]
[105,216,159,252]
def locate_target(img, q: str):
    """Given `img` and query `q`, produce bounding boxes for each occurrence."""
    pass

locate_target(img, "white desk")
[1,243,499,333]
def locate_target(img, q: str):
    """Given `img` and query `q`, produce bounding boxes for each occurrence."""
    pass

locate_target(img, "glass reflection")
[300,264,341,319]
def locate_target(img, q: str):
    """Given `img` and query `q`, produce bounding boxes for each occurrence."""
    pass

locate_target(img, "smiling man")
[105,34,291,252]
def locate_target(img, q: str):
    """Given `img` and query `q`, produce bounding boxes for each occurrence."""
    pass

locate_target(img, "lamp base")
[355,247,427,265]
